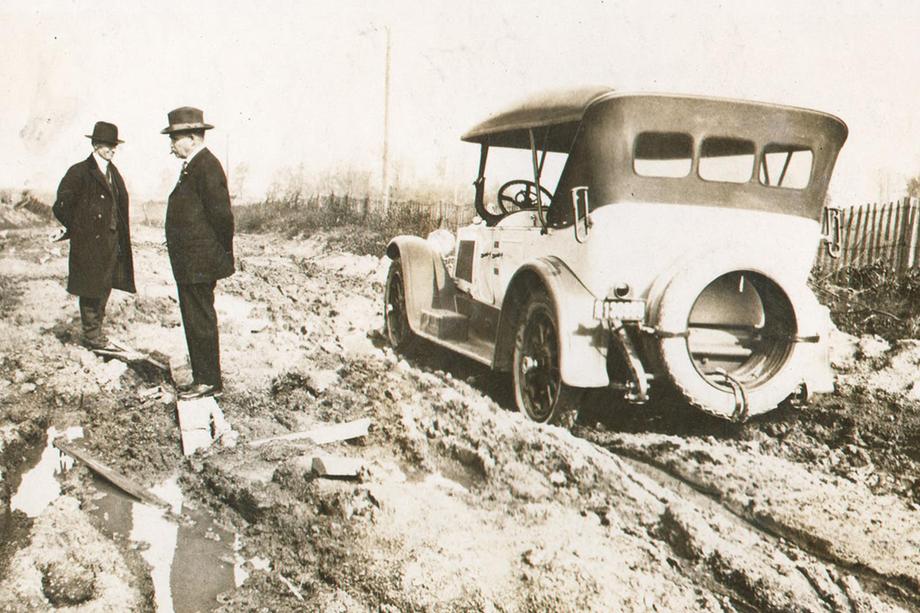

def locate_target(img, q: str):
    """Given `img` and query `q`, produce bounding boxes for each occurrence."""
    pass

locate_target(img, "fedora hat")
[161,107,214,134]
[85,121,123,145]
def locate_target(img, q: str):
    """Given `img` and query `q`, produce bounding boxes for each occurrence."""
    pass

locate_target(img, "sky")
[3,0,920,205]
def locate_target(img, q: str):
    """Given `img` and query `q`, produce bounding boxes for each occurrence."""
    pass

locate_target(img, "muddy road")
[1,221,920,612]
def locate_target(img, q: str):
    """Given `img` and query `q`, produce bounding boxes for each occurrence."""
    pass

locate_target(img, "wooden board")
[53,439,170,508]
[249,417,371,448]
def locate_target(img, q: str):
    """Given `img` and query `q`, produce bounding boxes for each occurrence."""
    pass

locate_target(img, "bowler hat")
[85,121,123,145]
[161,107,214,134]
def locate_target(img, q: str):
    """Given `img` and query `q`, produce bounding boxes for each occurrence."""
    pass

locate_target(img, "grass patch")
[234,193,467,257]
[811,262,920,341]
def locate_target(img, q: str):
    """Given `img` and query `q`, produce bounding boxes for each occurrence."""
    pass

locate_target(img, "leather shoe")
[178,383,222,400]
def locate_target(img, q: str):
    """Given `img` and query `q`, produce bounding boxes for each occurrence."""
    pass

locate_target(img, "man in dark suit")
[161,107,235,400]
[52,121,136,350]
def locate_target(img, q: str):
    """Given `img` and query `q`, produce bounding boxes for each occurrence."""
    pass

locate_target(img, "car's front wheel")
[384,258,418,353]
[512,291,582,427]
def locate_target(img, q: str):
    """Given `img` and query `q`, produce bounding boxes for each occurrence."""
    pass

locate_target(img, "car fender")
[497,256,609,388]
[386,235,454,332]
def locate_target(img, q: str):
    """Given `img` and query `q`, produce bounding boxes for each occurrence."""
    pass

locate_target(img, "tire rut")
[584,429,919,612]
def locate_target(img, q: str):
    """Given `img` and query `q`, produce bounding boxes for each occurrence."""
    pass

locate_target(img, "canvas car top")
[461,85,614,150]
[464,88,848,223]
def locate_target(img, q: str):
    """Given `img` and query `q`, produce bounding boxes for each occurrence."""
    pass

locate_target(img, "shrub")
[234,191,468,257]
[15,191,55,222]
[811,262,920,340]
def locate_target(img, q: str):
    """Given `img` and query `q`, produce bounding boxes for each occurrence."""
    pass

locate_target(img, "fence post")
[851,205,865,268]
[895,198,909,273]
[840,205,853,270]
[908,197,920,269]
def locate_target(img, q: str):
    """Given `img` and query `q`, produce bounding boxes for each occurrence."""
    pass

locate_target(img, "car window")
[759,144,813,189]
[698,137,755,183]
[633,132,693,178]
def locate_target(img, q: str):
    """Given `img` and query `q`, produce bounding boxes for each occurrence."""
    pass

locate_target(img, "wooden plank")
[869,203,881,264]
[895,199,910,273]
[91,348,168,372]
[53,439,170,508]
[877,202,888,267]
[851,205,865,268]
[843,206,856,269]
[876,202,886,267]
[883,201,895,268]
[891,200,904,272]
[891,200,903,272]
[909,198,920,269]
[249,418,371,448]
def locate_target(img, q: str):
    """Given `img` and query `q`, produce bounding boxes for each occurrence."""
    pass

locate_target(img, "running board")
[420,308,469,341]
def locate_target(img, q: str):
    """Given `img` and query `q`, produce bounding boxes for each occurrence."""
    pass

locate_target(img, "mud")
[2,222,920,611]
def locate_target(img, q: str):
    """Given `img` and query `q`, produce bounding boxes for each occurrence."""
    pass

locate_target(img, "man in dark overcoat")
[161,107,235,400]
[52,121,135,350]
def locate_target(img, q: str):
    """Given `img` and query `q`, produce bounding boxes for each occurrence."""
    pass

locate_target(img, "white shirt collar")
[184,143,207,165]
[92,151,109,173]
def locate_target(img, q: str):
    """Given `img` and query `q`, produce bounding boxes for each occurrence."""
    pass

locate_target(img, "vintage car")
[384,87,847,424]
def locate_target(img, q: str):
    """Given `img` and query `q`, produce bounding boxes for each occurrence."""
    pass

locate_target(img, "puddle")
[10,426,81,517]
[88,475,237,612]
[11,428,243,612]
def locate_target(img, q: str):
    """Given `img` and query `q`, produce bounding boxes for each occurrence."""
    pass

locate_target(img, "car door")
[487,211,541,306]
[455,222,495,305]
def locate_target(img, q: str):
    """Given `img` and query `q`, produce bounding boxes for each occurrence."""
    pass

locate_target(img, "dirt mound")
[0,193,54,230]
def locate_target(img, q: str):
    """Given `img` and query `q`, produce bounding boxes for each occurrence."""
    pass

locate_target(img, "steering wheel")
[497,180,553,215]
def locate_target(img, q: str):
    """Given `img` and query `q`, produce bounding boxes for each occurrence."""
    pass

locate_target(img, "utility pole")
[382,26,391,216]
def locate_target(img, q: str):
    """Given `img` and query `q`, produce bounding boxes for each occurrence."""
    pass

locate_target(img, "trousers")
[79,288,112,346]
[177,282,222,387]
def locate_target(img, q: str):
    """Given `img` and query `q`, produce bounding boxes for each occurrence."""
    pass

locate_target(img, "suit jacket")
[52,155,135,297]
[165,147,235,284]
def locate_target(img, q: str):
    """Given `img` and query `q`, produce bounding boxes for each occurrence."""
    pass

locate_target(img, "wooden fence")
[814,196,920,274]
[298,193,476,231]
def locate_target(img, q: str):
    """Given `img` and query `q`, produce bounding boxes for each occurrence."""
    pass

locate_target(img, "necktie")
[105,164,118,231]
[105,164,117,197]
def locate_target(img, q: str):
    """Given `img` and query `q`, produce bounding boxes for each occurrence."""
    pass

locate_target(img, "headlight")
[594,299,646,323]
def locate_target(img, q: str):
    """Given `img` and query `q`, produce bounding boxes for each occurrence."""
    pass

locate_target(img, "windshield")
[479,146,568,218]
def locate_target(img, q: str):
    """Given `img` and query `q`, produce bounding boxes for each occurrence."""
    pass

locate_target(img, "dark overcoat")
[52,155,136,297]
[165,148,235,284]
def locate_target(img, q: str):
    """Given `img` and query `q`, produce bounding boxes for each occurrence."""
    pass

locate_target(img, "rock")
[549,471,567,487]
[312,455,365,478]
[96,360,127,385]
[306,369,340,395]
[908,381,920,402]
[857,335,890,360]
[19,382,36,394]
[828,328,860,371]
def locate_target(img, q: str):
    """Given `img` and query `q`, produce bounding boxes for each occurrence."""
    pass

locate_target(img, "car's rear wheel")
[512,291,582,427]
[384,258,418,353]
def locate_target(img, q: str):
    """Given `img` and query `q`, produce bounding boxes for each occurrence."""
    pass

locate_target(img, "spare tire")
[650,252,822,419]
